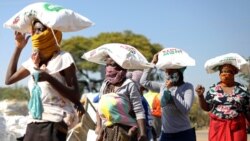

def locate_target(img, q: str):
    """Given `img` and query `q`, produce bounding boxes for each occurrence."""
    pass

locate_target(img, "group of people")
[5,18,250,141]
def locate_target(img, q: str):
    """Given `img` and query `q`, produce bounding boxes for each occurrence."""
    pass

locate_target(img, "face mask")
[105,65,126,85]
[219,66,236,86]
[220,73,234,86]
[165,72,180,84]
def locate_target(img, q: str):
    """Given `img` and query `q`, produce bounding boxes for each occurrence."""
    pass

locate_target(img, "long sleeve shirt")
[98,79,145,126]
[140,68,194,133]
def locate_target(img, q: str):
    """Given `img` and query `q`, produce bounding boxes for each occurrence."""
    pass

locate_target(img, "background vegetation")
[0,86,29,100]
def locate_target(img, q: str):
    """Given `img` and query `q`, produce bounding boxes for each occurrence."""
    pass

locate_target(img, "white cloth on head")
[4,2,93,33]
[156,48,195,70]
[82,43,154,69]
[204,53,250,74]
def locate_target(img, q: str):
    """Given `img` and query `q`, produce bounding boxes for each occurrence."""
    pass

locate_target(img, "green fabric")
[161,89,173,107]
[28,71,43,119]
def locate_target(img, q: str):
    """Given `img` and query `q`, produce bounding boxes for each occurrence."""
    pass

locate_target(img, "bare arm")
[195,85,210,111]
[5,32,30,85]
[95,111,104,141]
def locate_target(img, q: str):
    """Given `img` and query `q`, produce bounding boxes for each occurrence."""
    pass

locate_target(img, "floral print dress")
[205,82,250,141]
[205,82,250,119]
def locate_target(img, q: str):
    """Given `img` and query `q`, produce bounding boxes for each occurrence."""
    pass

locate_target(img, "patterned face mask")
[219,64,237,86]
[165,72,180,84]
[220,71,235,86]
[105,59,126,85]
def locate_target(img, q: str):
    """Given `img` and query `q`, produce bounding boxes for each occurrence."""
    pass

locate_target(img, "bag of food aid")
[81,43,154,69]
[205,53,250,74]
[156,48,196,69]
[3,2,93,33]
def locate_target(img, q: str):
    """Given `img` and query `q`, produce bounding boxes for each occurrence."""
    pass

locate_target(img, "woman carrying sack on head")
[5,19,85,141]
[140,48,196,141]
[95,56,148,141]
[196,53,250,141]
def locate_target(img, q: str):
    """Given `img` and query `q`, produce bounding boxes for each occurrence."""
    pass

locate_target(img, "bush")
[189,97,209,129]
[0,86,29,101]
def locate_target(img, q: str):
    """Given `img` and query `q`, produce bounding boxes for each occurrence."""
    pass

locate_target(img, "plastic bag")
[81,43,154,69]
[3,2,93,33]
[204,53,250,74]
[156,48,196,69]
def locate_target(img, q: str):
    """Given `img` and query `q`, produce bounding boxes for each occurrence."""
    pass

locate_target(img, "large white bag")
[81,43,154,69]
[156,48,196,69]
[3,2,93,33]
[204,53,250,74]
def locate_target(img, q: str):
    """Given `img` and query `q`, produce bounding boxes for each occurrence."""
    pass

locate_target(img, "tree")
[189,97,210,129]
[0,86,29,101]
[237,56,250,90]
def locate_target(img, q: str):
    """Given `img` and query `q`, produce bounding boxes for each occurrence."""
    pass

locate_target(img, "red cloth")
[209,113,247,141]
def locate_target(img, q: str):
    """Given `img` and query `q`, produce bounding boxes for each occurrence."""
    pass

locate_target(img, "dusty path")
[196,130,250,141]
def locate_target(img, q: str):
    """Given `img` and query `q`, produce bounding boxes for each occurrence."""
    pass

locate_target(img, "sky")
[0,0,249,91]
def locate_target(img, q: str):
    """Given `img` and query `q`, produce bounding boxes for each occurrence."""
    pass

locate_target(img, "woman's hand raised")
[15,31,30,49]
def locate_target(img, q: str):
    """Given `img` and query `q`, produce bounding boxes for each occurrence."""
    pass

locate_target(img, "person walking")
[196,53,250,141]
[127,70,157,141]
[5,19,84,141]
[95,56,148,141]
[140,51,196,141]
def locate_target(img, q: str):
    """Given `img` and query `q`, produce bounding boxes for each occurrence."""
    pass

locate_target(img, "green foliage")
[61,36,98,71]
[61,30,163,72]
[238,56,250,90]
[189,97,209,129]
[238,73,250,90]
[0,86,29,101]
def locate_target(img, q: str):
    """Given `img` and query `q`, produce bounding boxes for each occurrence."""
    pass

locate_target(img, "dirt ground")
[196,129,250,141]
[196,130,208,141]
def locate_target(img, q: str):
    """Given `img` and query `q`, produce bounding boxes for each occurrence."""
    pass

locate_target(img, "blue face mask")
[165,72,180,84]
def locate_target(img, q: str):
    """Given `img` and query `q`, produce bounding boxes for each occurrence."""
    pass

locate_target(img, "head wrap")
[31,28,62,60]
[126,70,143,89]
[179,67,186,73]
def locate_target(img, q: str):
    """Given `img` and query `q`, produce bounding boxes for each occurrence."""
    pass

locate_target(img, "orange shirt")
[151,94,161,117]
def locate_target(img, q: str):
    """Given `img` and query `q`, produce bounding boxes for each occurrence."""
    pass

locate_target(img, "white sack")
[87,130,97,141]
[3,2,93,33]
[205,53,250,74]
[156,48,195,69]
[81,43,154,69]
